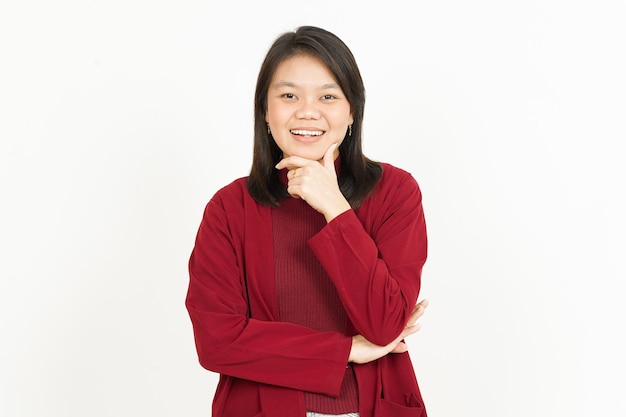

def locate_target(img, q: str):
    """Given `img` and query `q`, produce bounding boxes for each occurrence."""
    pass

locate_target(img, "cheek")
[266,101,291,123]
[265,101,276,123]
[330,106,352,126]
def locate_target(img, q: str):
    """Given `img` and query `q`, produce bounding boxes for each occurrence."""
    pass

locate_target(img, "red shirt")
[186,162,428,417]
[273,194,359,414]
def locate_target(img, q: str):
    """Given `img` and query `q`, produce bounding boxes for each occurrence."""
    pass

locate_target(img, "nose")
[295,98,321,119]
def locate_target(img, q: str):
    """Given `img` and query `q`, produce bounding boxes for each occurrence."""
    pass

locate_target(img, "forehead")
[271,54,338,87]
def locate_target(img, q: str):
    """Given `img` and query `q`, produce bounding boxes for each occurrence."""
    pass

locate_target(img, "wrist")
[323,199,351,223]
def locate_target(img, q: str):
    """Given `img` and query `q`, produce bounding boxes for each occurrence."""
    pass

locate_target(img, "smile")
[290,129,324,136]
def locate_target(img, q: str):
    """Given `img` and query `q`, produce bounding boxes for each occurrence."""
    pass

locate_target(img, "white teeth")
[290,129,324,136]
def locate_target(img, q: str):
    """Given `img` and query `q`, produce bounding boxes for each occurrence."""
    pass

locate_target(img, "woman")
[186,26,429,417]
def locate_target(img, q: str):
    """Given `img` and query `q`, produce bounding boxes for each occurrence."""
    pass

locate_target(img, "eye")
[322,94,337,100]
[281,93,296,99]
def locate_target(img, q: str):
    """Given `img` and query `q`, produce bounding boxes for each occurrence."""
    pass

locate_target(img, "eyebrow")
[272,81,341,90]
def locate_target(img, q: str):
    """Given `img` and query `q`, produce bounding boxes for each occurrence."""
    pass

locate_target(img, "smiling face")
[265,54,353,161]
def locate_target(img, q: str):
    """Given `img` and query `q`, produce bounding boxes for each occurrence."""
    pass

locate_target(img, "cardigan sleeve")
[308,170,428,346]
[186,193,352,397]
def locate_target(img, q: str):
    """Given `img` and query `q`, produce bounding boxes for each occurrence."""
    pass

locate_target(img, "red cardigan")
[186,163,428,417]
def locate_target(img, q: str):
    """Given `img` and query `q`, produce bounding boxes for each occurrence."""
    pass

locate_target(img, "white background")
[1,1,624,416]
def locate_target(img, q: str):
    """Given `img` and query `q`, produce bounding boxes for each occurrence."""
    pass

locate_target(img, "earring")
[267,124,271,135]
[348,124,352,137]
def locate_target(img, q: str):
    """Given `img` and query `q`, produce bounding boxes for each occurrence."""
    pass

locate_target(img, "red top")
[273,195,358,414]
[186,162,428,417]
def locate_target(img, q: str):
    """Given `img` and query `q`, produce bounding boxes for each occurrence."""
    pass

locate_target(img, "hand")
[348,299,429,364]
[275,143,351,222]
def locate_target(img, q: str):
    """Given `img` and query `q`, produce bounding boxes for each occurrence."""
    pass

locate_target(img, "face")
[266,54,353,161]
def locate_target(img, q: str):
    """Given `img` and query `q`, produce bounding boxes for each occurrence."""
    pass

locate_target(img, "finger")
[408,299,429,324]
[386,324,421,357]
[275,155,314,170]
[402,322,422,337]
[411,300,428,314]
[406,307,424,327]
[322,143,338,171]
[414,304,426,319]
[289,167,300,179]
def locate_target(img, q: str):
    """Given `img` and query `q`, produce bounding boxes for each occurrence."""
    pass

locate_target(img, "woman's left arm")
[308,171,427,346]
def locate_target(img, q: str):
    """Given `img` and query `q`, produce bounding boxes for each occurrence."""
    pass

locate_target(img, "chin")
[287,148,325,161]
[301,151,326,161]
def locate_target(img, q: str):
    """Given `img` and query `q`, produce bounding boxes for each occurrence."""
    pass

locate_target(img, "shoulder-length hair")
[247,25,382,208]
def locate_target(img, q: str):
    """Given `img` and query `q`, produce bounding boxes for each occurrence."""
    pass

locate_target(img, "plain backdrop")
[1,1,624,416]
